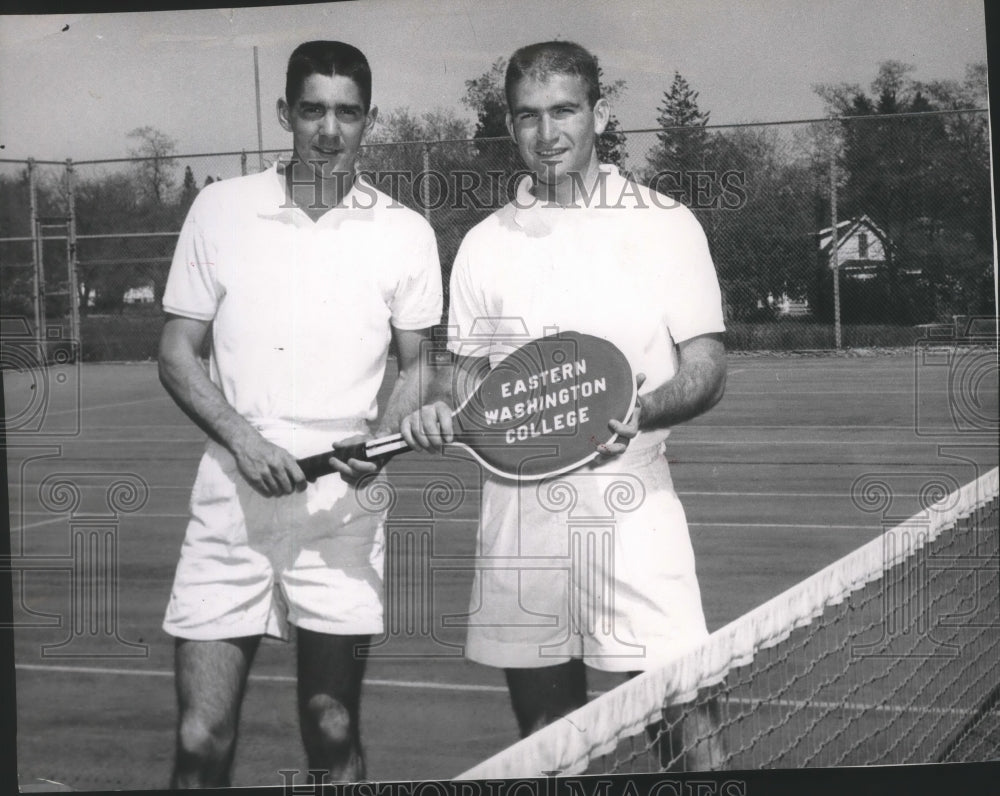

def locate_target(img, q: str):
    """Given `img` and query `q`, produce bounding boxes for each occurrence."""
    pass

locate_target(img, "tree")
[0,168,38,317]
[699,127,818,319]
[179,165,198,212]
[127,126,178,205]
[461,59,509,149]
[646,71,711,186]
[814,60,993,322]
[73,145,190,315]
[460,57,629,168]
[366,107,471,147]
[73,171,146,313]
[594,63,628,169]
[362,107,473,207]
[918,63,991,252]
[0,166,76,320]
[361,107,482,312]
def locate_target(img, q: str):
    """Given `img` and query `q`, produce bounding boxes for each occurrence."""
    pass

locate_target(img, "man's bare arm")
[320,327,436,482]
[399,353,486,451]
[158,314,305,496]
[637,333,727,430]
[375,327,435,436]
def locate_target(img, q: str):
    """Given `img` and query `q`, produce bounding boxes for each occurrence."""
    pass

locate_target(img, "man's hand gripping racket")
[297,331,638,482]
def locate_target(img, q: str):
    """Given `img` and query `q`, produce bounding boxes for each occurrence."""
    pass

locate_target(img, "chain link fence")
[1,111,993,363]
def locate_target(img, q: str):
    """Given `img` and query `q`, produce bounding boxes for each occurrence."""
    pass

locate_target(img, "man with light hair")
[402,40,726,769]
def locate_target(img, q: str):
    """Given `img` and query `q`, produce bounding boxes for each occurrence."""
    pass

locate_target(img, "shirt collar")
[511,163,628,231]
[256,160,377,224]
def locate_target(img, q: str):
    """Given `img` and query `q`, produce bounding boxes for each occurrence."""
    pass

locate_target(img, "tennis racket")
[297,330,636,482]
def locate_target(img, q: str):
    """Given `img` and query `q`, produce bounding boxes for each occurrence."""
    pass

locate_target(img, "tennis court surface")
[6,347,998,788]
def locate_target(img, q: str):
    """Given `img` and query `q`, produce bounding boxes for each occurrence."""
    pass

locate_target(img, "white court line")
[667,439,937,446]
[8,512,473,526]
[65,423,932,431]
[693,424,931,430]
[8,511,872,531]
[12,511,190,520]
[723,694,975,718]
[689,522,870,529]
[3,483,953,499]
[11,485,195,492]
[15,662,509,694]
[725,389,958,395]
[12,515,77,531]
[15,663,972,718]
[40,439,204,444]
[42,395,176,417]
[40,437,943,446]
[679,491,924,498]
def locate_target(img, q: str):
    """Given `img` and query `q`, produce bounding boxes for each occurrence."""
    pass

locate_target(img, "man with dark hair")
[402,40,726,770]
[159,40,442,785]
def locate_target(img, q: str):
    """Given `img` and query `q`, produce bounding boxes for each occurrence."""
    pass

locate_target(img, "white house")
[764,292,810,317]
[123,284,155,304]
[818,215,892,279]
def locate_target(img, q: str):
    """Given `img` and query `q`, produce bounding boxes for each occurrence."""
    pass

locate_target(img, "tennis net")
[457,467,1000,778]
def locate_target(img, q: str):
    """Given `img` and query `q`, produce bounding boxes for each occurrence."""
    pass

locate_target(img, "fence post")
[829,151,841,349]
[27,158,46,359]
[254,45,264,173]
[422,143,432,225]
[65,158,81,359]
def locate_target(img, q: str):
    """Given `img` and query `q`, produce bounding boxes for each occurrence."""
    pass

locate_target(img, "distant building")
[818,215,900,279]
[123,284,155,304]
[765,292,810,317]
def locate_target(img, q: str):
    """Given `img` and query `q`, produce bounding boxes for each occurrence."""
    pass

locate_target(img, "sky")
[0,0,989,164]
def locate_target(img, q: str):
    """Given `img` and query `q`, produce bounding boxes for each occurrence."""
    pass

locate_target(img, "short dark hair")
[505,41,600,109]
[285,41,372,112]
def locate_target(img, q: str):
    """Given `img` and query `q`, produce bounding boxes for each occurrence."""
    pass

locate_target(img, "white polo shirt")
[447,164,725,450]
[164,164,442,432]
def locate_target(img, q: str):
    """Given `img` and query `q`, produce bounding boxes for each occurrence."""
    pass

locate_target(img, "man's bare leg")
[504,659,588,738]
[655,699,726,772]
[296,629,370,782]
[170,636,261,788]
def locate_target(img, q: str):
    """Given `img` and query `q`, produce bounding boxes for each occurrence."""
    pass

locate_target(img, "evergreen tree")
[179,166,198,211]
[594,62,628,169]
[461,57,629,168]
[647,71,711,180]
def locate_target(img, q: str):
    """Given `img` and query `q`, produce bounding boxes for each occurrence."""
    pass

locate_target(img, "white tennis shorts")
[163,432,386,641]
[464,441,709,672]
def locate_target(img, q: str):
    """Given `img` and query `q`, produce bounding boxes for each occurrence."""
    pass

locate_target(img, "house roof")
[817,214,889,255]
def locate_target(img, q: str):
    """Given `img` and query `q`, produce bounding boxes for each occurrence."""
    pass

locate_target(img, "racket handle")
[296,434,412,482]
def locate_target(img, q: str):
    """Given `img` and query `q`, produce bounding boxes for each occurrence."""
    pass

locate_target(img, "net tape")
[457,466,1000,778]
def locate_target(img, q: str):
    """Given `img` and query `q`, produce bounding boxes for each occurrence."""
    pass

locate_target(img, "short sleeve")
[660,205,726,343]
[389,222,443,330]
[446,236,493,353]
[162,191,221,321]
